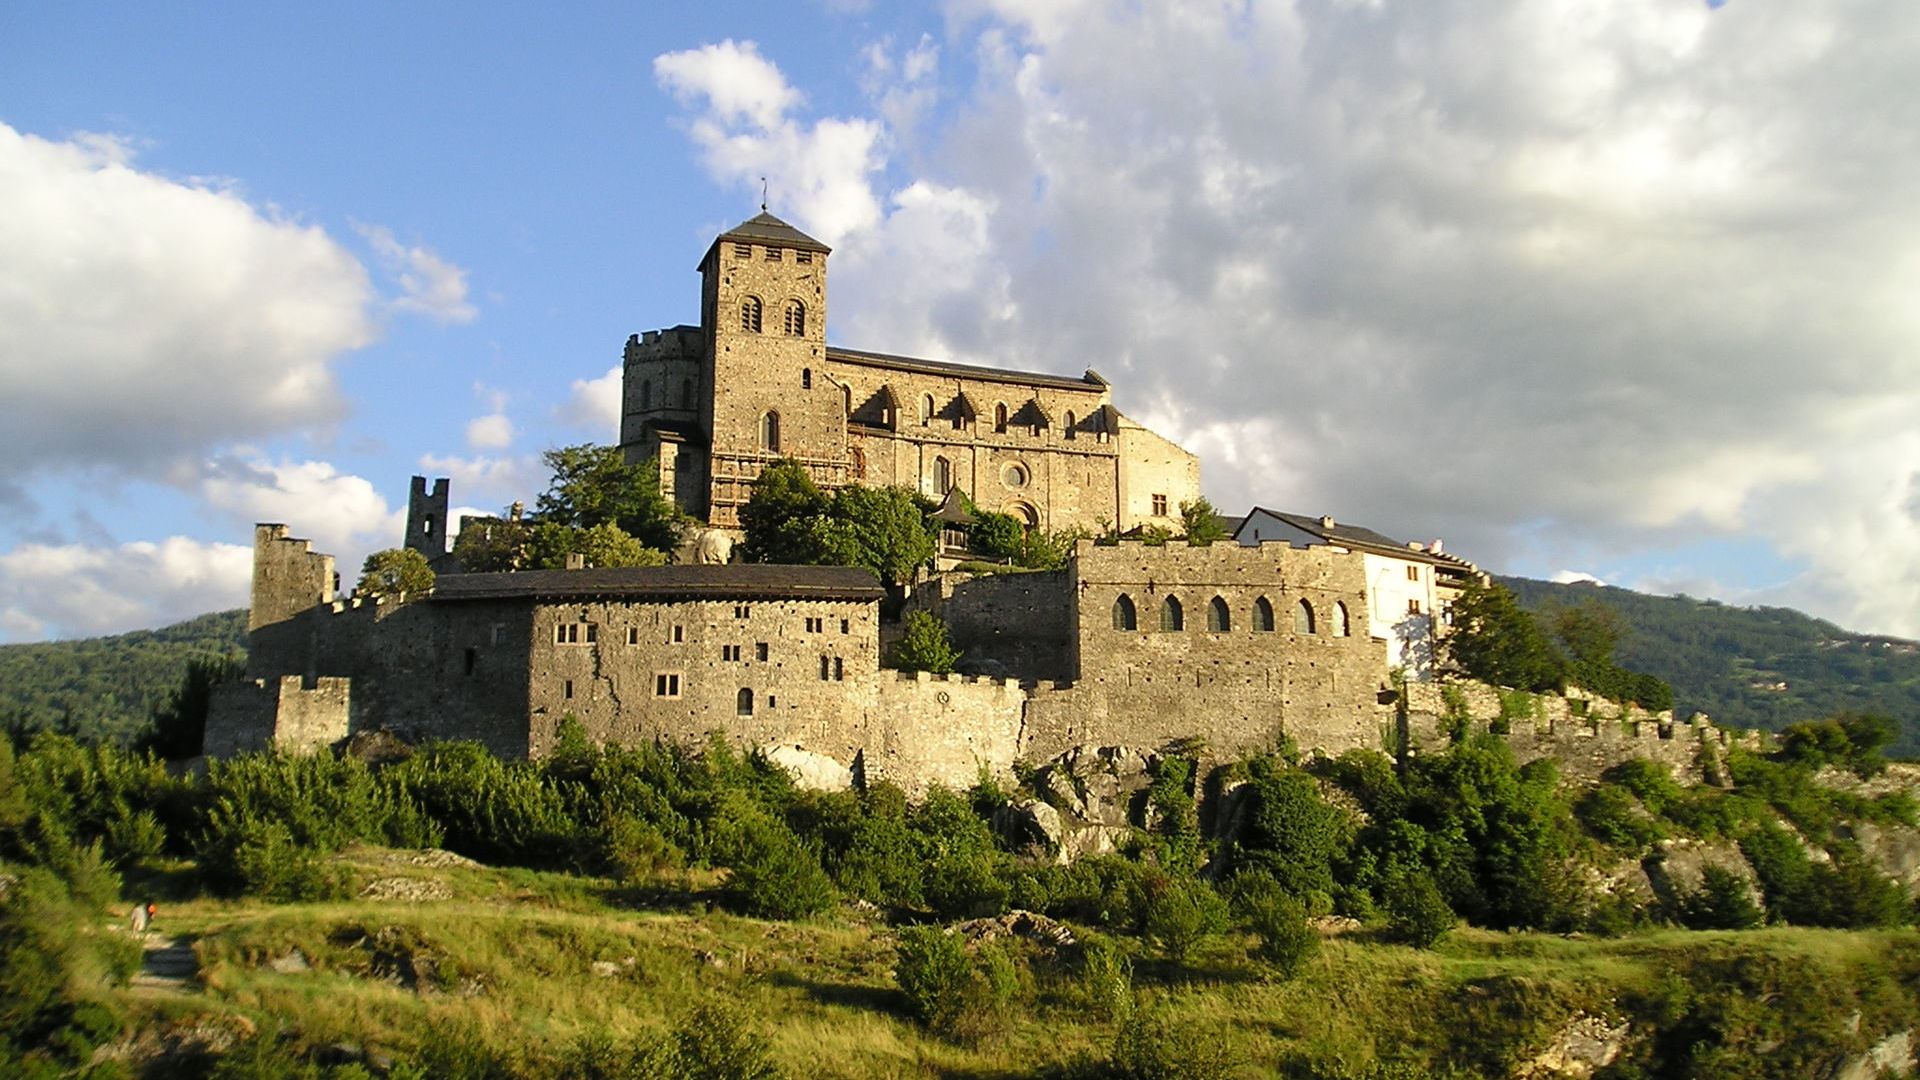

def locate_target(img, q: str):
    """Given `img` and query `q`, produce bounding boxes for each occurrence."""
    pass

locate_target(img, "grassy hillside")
[59,850,1920,1079]
[0,610,247,743]
[1502,577,1920,757]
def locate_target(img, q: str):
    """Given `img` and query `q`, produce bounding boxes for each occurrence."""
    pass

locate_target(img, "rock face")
[1645,838,1761,910]
[1515,1013,1630,1079]
[1842,821,1920,898]
[765,745,854,792]
[995,745,1159,862]
[1836,1029,1916,1080]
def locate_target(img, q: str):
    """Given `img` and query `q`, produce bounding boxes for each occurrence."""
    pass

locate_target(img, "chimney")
[1319,515,1335,530]
[565,553,585,570]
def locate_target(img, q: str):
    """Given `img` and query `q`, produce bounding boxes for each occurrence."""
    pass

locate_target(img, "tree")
[451,516,530,572]
[1548,603,1625,666]
[133,653,244,760]
[1443,580,1564,692]
[534,444,683,552]
[891,611,960,674]
[1179,497,1228,545]
[738,459,832,564]
[355,548,435,599]
[819,485,935,589]
[525,521,666,570]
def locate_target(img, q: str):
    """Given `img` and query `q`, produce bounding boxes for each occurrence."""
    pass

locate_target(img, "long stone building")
[618,212,1200,534]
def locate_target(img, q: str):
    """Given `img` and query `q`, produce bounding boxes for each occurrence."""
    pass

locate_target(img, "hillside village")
[208,213,1741,797]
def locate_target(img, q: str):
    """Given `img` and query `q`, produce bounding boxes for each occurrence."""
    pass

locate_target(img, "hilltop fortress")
[207,213,1741,791]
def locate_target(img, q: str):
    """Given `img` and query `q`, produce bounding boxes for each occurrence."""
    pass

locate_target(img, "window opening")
[994,403,1009,434]
[1294,600,1316,635]
[931,456,951,494]
[1151,494,1168,516]
[737,688,754,716]
[734,242,751,259]
[795,250,812,264]
[722,644,742,661]
[1112,594,1137,631]
[1207,596,1231,632]
[801,367,812,388]
[1334,602,1351,637]
[734,604,751,619]
[1063,410,1076,440]
[1253,597,1275,632]
[681,378,694,407]
[464,647,477,676]
[640,380,652,409]
[834,657,845,681]
[756,642,769,661]
[765,245,781,261]
[840,619,850,633]
[819,655,831,680]
[921,394,934,426]
[741,296,762,333]
[760,411,780,452]
[1160,596,1184,632]
[671,625,684,643]
[627,627,639,645]
[1407,599,1423,615]
[785,301,806,336]
[805,617,824,633]
[563,679,573,699]
[654,673,681,698]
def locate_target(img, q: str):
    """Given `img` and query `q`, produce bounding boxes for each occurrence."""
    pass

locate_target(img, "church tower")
[695,212,843,527]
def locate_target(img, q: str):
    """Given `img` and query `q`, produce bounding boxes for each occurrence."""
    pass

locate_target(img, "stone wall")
[248,525,334,639]
[848,671,1028,793]
[913,569,1074,680]
[1114,418,1202,532]
[202,675,350,756]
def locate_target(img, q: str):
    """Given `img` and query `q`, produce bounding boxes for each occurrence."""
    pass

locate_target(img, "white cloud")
[417,452,545,510]
[465,385,514,450]
[0,122,375,482]
[357,222,478,324]
[0,537,251,642]
[654,41,885,243]
[557,364,623,437]
[1552,571,1609,587]
[193,456,400,556]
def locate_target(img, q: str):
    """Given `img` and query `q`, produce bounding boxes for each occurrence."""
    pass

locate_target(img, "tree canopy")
[534,444,684,553]
[738,460,936,588]
[355,548,436,599]
[1443,580,1565,693]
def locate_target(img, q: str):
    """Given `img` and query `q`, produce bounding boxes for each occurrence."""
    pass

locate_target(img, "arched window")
[783,299,806,336]
[921,394,934,426]
[1063,410,1076,440]
[842,385,852,416]
[801,367,812,389]
[1160,596,1184,632]
[680,378,693,407]
[1253,597,1275,632]
[1294,599,1316,635]
[1112,594,1137,631]
[760,411,780,452]
[994,402,1009,434]
[931,456,951,494]
[1333,602,1351,637]
[1207,596,1231,632]
[740,296,763,332]
[640,380,652,409]
[736,688,754,716]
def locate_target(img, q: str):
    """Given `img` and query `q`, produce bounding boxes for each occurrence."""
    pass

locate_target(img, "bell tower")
[696,211,842,527]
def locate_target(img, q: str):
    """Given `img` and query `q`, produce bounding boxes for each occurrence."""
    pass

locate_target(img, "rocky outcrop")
[1515,1013,1630,1079]
[996,745,1162,862]
[1644,838,1759,910]
[766,745,854,792]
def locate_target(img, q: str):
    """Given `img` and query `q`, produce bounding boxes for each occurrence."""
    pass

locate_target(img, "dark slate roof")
[714,212,831,254]
[827,346,1108,393]
[432,564,883,603]
[931,487,976,525]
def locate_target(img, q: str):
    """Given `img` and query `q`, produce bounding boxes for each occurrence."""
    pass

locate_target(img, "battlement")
[1073,537,1362,578]
[624,326,704,362]
[250,523,335,634]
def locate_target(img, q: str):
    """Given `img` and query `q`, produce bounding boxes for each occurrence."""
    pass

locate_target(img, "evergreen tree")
[1443,580,1565,692]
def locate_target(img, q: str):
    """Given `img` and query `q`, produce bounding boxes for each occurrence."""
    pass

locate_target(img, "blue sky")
[3,0,1917,642]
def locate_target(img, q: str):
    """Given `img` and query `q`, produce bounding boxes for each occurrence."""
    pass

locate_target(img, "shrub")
[1382,872,1455,949]
[1675,865,1764,930]
[1140,876,1229,963]
[894,925,974,1035]
[718,814,835,920]
[1076,935,1135,1022]
[1231,871,1319,977]
[672,1000,782,1080]
[1223,767,1348,897]
[890,611,960,674]
[1106,1008,1242,1080]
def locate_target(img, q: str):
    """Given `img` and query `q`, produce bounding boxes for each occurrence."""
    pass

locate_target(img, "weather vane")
[760,176,768,212]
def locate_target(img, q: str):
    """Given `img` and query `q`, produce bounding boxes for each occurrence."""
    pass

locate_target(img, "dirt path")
[130,932,198,989]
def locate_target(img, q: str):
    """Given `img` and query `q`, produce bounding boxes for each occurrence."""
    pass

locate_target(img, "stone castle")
[206,212,1739,792]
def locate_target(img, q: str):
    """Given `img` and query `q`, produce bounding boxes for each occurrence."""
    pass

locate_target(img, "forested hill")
[1501,577,1920,756]
[0,609,247,743]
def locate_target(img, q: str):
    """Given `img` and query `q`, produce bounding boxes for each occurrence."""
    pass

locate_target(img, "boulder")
[765,745,854,792]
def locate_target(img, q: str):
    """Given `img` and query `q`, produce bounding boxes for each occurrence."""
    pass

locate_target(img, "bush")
[893,925,1019,1040]
[1105,1008,1242,1080]
[1675,865,1764,930]
[717,814,835,920]
[1382,872,1455,949]
[1075,935,1134,1022]
[890,611,960,674]
[1231,871,1319,977]
[1140,876,1229,963]
[671,1000,782,1080]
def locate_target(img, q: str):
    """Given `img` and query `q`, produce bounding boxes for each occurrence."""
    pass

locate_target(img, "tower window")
[1160,596,1184,632]
[1207,597,1231,632]
[801,367,811,389]
[765,246,781,261]
[741,296,763,333]
[785,300,807,336]
[795,250,812,264]
[1112,594,1137,631]
[1253,597,1275,632]
[994,403,1009,434]
[640,380,652,409]
[760,411,781,452]
[931,456,951,495]
[1334,602,1351,637]
[920,394,934,426]
[1295,600,1317,635]
[653,673,682,698]
[737,688,754,716]
[734,243,752,259]
[1063,410,1076,440]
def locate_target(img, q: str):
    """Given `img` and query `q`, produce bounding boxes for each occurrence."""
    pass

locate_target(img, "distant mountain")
[0,610,248,743]
[1501,577,1920,757]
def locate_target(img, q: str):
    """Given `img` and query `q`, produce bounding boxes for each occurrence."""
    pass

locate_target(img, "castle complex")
[205,213,1738,791]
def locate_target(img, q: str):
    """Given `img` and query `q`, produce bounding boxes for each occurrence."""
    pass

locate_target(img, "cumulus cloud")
[192,455,400,556]
[0,537,251,642]
[416,452,546,510]
[654,40,885,243]
[0,123,375,482]
[657,3,1920,634]
[357,222,478,324]
[465,385,514,450]
[557,364,623,438]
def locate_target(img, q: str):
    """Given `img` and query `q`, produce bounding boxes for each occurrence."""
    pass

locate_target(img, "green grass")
[92,847,1920,1079]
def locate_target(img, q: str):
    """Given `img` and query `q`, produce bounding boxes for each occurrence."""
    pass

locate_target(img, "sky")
[2,0,1918,644]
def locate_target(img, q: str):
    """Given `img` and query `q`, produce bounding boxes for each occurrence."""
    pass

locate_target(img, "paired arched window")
[931,456,951,494]
[736,688,754,716]
[1253,597,1275,632]
[1112,594,1137,631]
[640,380,652,409]
[1294,599,1316,635]
[1207,596,1231,632]
[760,411,781,452]
[1063,410,1076,440]
[741,296,763,333]
[921,394,934,426]
[994,403,1009,434]
[783,300,806,336]
[1333,602,1351,637]
[1160,596,1184,632]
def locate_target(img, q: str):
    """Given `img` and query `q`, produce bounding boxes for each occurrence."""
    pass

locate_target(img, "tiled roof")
[432,564,883,603]
[827,346,1107,393]
[714,212,831,254]
[1239,507,1479,570]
